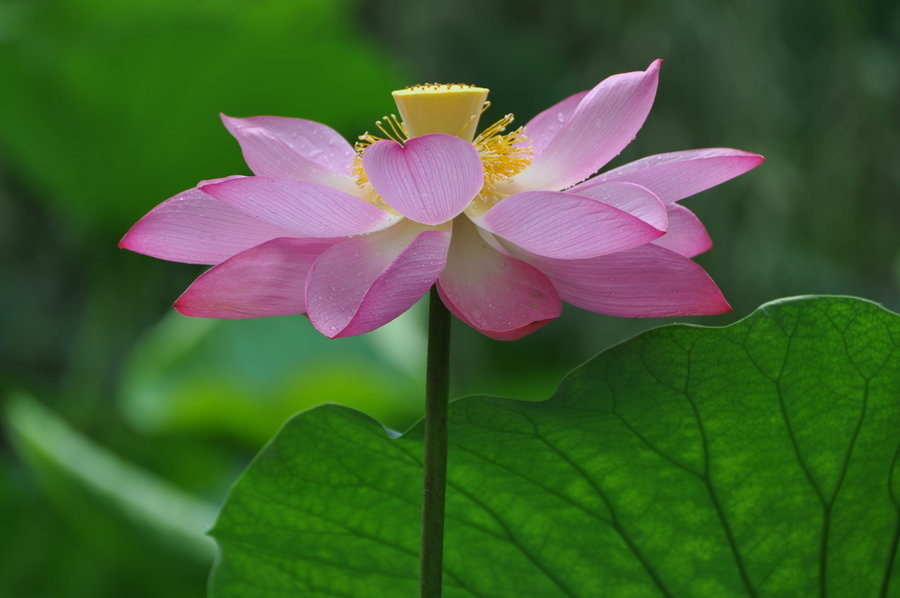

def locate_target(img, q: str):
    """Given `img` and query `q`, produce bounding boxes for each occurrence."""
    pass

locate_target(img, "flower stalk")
[397,84,489,597]
[420,286,452,597]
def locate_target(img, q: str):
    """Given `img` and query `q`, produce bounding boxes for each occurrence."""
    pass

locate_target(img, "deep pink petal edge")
[510,243,731,318]
[119,178,294,265]
[436,218,561,339]
[436,284,556,341]
[306,224,451,338]
[175,238,335,318]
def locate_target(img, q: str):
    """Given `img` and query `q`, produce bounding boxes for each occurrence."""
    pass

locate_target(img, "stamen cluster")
[471,114,532,211]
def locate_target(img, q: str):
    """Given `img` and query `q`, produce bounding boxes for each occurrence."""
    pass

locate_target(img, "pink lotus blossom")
[120,60,763,340]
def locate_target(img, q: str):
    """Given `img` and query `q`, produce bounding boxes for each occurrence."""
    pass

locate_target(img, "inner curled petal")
[362,134,484,225]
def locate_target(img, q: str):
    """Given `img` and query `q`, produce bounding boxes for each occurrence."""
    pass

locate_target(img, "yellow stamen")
[468,114,533,215]
[351,114,407,210]
[377,114,407,144]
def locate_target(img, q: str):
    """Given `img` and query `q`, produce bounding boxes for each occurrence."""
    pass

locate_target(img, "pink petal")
[438,286,554,341]
[200,177,398,238]
[510,243,731,317]
[221,115,358,193]
[571,148,766,204]
[569,181,668,231]
[522,90,589,158]
[175,238,334,318]
[652,204,712,258]
[222,115,356,173]
[362,134,484,225]
[119,178,294,265]
[437,219,560,340]
[511,60,662,192]
[474,190,664,260]
[305,221,451,338]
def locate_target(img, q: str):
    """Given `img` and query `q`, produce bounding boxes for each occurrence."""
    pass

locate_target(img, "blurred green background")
[0,0,897,596]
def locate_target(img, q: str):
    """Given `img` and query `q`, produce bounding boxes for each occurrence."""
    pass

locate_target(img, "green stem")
[420,286,451,598]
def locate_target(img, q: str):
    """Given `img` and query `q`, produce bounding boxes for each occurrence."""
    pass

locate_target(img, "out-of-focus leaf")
[5,394,217,566]
[120,302,427,445]
[209,296,900,597]
[0,0,408,230]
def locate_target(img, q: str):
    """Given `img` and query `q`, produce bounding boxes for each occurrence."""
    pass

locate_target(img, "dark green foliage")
[210,297,900,597]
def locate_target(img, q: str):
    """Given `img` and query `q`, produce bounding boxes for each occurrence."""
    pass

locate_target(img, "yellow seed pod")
[392,83,489,141]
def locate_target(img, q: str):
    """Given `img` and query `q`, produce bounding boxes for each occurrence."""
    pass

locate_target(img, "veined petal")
[119,178,294,265]
[474,190,664,260]
[510,243,731,317]
[437,218,560,340]
[362,134,483,225]
[511,59,661,192]
[175,238,334,318]
[222,115,356,173]
[222,115,358,193]
[200,177,398,238]
[652,204,712,258]
[305,220,451,338]
[569,181,668,231]
[571,148,766,204]
[522,90,589,158]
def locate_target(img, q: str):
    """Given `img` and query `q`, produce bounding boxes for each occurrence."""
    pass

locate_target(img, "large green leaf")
[209,296,900,597]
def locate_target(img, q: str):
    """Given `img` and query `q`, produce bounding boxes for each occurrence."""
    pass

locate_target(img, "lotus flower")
[120,60,763,340]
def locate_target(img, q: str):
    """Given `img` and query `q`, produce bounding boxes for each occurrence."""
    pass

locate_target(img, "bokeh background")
[1,0,897,595]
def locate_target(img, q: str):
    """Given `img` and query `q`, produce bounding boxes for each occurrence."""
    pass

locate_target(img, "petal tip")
[220,113,243,136]
[173,287,206,318]
[220,112,242,128]
[172,295,192,317]
[309,316,352,339]
[736,152,766,175]
[118,223,148,254]
[172,292,220,319]
[196,178,225,196]
[481,318,557,341]
[719,295,734,313]
[705,292,733,316]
